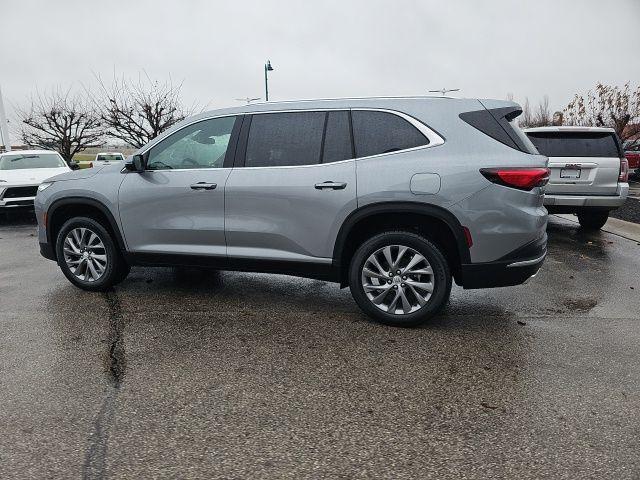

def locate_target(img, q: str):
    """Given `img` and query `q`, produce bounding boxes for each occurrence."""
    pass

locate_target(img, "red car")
[624,140,640,177]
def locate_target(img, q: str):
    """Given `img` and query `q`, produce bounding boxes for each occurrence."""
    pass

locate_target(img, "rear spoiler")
[459,104,534,154]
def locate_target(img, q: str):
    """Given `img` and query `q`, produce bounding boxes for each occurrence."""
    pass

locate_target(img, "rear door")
[225,110,357,262]
[526,131,621,195]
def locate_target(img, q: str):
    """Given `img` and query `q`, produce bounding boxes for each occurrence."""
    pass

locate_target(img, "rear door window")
[245,112,325,167]
[351,110,428,158]
[527,132,621,157]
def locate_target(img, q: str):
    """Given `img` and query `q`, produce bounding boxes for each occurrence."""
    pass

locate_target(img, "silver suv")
[35,97,549,326]
[525,126,629,230]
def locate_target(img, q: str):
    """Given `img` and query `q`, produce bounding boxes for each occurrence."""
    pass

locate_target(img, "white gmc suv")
[525,126,629,229]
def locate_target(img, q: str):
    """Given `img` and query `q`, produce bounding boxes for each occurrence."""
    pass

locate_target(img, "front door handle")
[190,182,217,190]
[315,181,347,190]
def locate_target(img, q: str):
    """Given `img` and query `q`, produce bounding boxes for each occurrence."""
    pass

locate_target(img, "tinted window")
[147,116,236,170]
[352,110,428,158]
[527,132,621,158]
[246,112,325,167]
[322,111,353,163]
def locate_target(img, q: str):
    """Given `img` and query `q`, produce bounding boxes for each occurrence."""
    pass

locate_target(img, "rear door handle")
[190,182,217,190]
[314,181,347,190]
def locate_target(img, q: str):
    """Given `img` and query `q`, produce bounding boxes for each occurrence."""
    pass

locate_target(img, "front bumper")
[0,184,38,208]
[544,183,629,208]
[458,233,547,289]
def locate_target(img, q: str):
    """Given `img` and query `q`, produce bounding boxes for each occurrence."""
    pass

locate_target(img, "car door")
[225,110,357,262]
[118,115,240,256]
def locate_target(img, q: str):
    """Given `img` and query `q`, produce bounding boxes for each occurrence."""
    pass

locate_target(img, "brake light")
[480,167,550,191]
[619,157,629,182]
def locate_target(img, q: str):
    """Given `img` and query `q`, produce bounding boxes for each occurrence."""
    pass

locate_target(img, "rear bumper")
[458,233,546,289]
[544,183,629,208]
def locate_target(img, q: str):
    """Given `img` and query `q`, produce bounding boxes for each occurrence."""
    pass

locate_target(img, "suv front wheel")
[55,216,130,291]
[349,232,452,327]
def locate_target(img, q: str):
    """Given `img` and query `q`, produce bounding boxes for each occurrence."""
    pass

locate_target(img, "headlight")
[38,182,54,192]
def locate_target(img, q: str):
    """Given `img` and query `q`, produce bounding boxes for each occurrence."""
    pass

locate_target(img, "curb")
[553,214,640,243]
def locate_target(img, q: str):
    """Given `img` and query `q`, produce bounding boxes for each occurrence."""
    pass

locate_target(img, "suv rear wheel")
[577,210,609,230]
[348,232,452,327]
[55,216,130,291]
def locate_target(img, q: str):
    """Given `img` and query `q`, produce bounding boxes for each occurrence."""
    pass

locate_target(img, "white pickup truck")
[91,152,125,168]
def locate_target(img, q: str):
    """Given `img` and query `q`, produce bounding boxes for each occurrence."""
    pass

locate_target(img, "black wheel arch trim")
[332,201,471,268]
[46,197,128,256]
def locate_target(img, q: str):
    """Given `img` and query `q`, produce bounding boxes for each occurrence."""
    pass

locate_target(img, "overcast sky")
[1,0,638,131]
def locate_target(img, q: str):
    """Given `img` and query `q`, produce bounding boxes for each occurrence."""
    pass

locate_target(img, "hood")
[0,167,70,186]
[45,165,105,182]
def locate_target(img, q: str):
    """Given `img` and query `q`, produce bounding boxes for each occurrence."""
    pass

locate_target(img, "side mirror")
[125,154,145,173]
[69,160,80,171]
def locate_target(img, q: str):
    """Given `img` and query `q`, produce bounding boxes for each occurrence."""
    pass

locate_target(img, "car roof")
[96,152,124,155]
[137,95,518,154]
[0,149,62,157]
[194,95,482,118]
[524,126,616,133]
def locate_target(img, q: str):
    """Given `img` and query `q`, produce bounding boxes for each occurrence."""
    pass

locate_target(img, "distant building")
[0,144,33,153]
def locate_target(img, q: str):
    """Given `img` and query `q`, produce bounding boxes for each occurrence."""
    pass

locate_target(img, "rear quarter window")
[527,132,621,157]
[351,110,428,158]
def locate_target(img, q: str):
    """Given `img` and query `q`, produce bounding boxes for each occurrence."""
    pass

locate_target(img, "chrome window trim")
[235,158,355,171]
[142,167,234,173]
[136,107,445,171]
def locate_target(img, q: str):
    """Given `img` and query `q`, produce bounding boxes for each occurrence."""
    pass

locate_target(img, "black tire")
[55,216,129,291]
[348,231,452,327]
[577,210,609,230]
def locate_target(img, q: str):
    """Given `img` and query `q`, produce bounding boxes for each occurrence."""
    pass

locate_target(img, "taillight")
[480,167,550,191]
[619,157,629,182]
[89,162,93,168]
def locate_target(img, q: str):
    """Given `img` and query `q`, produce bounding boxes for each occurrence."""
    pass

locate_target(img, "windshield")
[0,153,67,170]
[527,132,622,158]
[96,154,124,161]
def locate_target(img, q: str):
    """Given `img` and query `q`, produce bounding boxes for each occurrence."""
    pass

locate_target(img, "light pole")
[0,85,10,152]
[264,60,274,101]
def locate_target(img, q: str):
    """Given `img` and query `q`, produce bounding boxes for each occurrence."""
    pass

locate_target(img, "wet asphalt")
[1,211,639,479]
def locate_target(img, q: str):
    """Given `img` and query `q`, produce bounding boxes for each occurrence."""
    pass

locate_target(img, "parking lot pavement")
[1,212,639,480]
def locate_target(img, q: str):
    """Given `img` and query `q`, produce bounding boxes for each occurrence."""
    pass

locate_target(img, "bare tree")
[532,95,551,127]
[19,88,103,162]
[564,82,640,141]
[519,97,534,128]
[515,96,551,128]
[95,73,192,148]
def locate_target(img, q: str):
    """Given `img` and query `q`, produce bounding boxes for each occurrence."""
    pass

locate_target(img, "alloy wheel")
[361,244,434,315]
[62,227,108,282]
